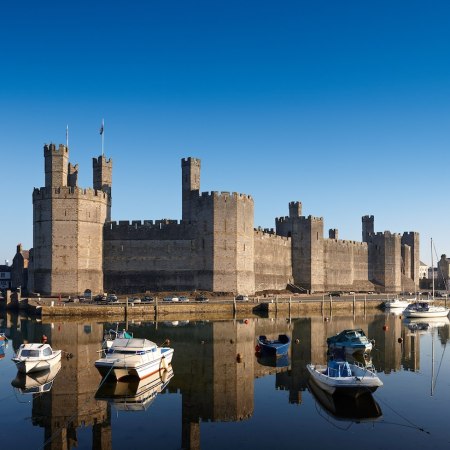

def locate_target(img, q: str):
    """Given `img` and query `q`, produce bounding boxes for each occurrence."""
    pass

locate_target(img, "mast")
[431,238,435,300]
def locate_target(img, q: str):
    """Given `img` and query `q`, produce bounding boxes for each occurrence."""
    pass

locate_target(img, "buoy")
[295,339,300,344]
[41,334,48,343]
[324,317,330,322]
[255,344,261,352]
[398,337,403,344]
[244,319,249,324]
[383,325,388,331]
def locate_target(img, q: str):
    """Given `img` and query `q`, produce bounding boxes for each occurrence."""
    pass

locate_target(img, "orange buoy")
[255,344,261,352]
[383,325,388,331]
[42,334,48,343]
[244,319,249,324]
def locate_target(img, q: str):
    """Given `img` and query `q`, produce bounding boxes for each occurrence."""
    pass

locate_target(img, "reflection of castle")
[4,311,445,449]
[27,321,111,450]
[28,144,419,296]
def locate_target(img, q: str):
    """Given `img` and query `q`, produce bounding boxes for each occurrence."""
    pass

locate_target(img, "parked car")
[329,292,341,297]
[141,296,154,302]
[130,297,141,303]
[195,295,209,302]
[107,294,118,303]
[179,296,190,302]
[163,296,179,302]
[236,294,249,301]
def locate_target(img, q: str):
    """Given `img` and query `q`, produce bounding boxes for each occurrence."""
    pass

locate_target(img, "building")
[11,243,29,291]
[28,144,420,296]
[0,264,11,291]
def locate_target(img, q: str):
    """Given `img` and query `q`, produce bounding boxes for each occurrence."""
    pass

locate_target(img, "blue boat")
[326,329,372,355]
[256,334,290,356]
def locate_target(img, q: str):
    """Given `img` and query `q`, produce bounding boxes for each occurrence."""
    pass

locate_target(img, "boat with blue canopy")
[256,334,290,356]
[326,329,372,355]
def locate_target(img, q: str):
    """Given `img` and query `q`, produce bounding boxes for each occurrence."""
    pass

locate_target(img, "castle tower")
[362,215,374,242]
[181,157,201,221]
[289,201,302,218]
[44,144,68,188]
[93,155,113,221]
[401,232,420,289]
[31,144,110,296]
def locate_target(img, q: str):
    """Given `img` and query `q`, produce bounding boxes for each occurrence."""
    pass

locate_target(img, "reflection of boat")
[326,329,372,355]
[95,338,174,380]
[404,302,449,319]
[11,360,62,394]
[257,353,290,368]
[307,360,383,395]
[256,334,290,356]
[308,379,382,422]
[95,367,174,411]
[384,298,412,309]
[0,332,8,343]
[404,317,450,333]
[12,343,62,374]
[0,345,5,360]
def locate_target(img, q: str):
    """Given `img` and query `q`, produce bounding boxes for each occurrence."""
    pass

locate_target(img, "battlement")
[374,231,402,238]
[402,231,419,238]
[362,215,374,221]
[104,219,195,240]
[326,238,367,247]
[254,229,290,242]
[199,191,253,201]
[93,155,112,167]
[275,215,323,223]
[33,186,109,201]
[44,143,67,156]
[181,157,201,166]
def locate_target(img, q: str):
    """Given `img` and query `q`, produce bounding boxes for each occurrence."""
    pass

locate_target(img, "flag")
[99,119,104,135]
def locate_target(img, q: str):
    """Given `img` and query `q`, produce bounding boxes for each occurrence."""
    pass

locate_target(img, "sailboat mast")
[431,238,435,299]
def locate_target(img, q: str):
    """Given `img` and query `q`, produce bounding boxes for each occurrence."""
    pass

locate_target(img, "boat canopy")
[111,338,157,351]
[327,360,352,377]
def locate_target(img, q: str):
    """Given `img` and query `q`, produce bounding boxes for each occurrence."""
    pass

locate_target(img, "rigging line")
[432,339,447,392]
[375,395,430,434]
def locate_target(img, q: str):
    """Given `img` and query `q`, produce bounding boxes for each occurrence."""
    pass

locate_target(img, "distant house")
[0,264,11,290]
[11,243,30,292]
[419,261,428,279]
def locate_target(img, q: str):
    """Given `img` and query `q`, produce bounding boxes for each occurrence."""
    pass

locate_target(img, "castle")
[28,144,420,296]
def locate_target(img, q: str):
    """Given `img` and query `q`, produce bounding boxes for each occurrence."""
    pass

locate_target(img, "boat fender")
[255,344,261,352]
[398,337,403,344]
[161,356,168,370]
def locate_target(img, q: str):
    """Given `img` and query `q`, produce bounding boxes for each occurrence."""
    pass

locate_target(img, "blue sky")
[1,1,449,265]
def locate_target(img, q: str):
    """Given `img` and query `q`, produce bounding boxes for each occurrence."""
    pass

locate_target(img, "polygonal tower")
[30,144,111,296]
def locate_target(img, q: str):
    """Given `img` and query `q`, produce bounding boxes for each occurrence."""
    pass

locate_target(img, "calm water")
[1,311,450,450]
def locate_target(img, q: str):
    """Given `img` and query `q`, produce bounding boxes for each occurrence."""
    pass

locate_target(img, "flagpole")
[101,119,104,156]
[66,124,69,149]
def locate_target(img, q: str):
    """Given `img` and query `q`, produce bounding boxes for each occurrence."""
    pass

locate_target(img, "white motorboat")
[307,360,383,395]
[384,298,413,309]
[405,317,450,333]
[94,338,174,380]
[12,343,62,374]
[95,367,174,411]
[11,360,62,394]
[102,328,133,352]
[404,302,449,319]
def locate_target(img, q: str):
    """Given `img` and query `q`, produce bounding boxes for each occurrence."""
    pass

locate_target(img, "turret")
[289,201,302,218]
[362,215,374,242]
[181,157,201,221]
[93,155,112,221]
[44,144,68,188]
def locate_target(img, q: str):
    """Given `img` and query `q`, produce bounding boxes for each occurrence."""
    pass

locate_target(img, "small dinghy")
[307,360,383,395]
[326,329,372,355]
[256,334,290,356]
[12,343,62,374]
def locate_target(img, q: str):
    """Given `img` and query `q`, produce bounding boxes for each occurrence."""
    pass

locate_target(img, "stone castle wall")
[254,230,292,291]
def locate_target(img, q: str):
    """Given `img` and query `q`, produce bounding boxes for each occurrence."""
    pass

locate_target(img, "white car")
[163,296,179,302]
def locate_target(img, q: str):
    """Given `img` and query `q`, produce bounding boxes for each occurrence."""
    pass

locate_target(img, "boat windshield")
[20,350,40,357]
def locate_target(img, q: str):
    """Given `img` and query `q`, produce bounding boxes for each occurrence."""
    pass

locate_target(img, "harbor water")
[1,311,450,449]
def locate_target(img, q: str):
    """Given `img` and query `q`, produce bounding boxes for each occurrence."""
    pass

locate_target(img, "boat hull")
[95,348,174,380]
[257,335,290,356]
[404,309,449,318]
[307,363,383,395]
[12,351,62,374]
